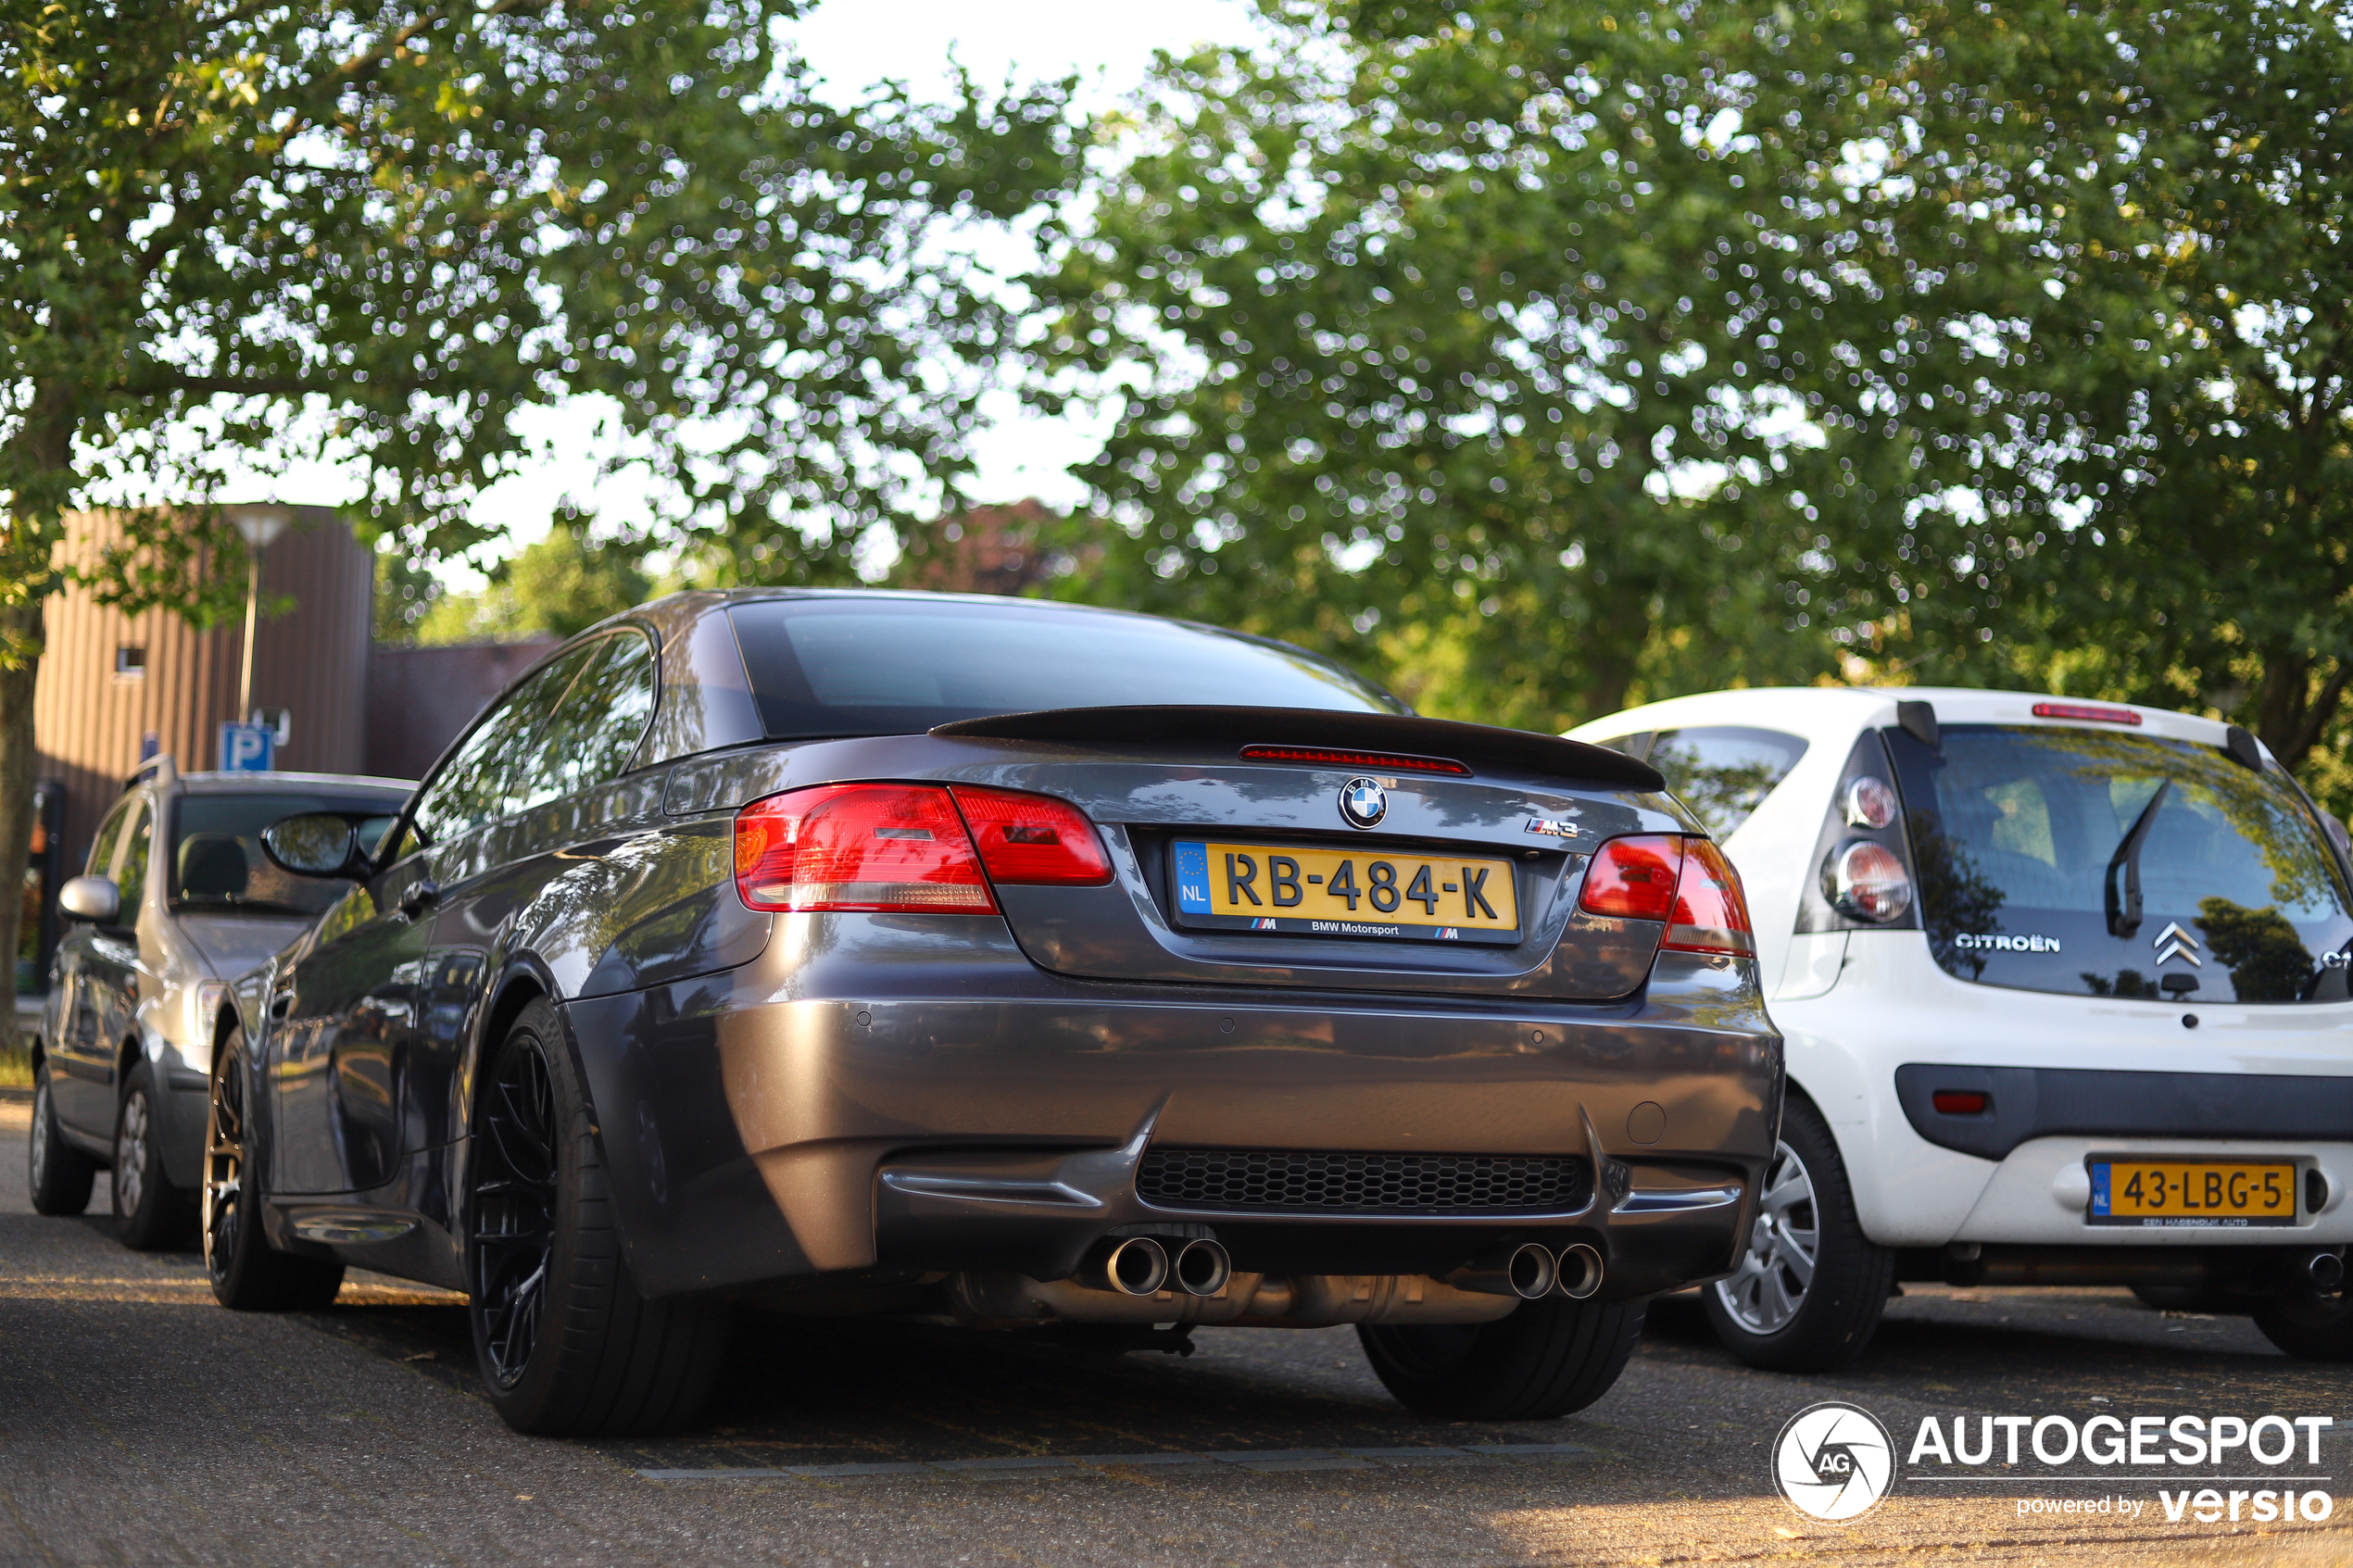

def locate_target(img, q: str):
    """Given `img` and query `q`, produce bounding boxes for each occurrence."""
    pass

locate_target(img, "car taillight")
[950,786,1114,885]
[1579,835,1685,922]
[1828,840,1912,922]
[1663,839,1756,956]
[734,784,995,913]
[1842,775,1900,830]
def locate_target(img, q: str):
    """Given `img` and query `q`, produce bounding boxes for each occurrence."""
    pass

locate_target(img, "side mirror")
[260,814,366,878]
[58,875,120,924]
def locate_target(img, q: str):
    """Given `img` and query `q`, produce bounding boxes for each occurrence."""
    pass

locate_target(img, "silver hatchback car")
[26,758,409,1247]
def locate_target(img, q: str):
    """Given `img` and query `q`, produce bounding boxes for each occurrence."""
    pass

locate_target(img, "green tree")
[373,541,447,646]
[414,520,651,643]
[1038,3,1866,730]
[1044,0,2353,810]
[1767,0,2353,787]
[0,0,1070,1032]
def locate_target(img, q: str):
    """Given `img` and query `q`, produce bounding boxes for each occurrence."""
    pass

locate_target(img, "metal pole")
[238,546,259,723]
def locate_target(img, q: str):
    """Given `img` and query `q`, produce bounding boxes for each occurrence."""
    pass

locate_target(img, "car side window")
[409,648,598,845]
[515,631,658,809]
[1644,726,1810,839]
[113,801,155,916]
[86,796,134,877]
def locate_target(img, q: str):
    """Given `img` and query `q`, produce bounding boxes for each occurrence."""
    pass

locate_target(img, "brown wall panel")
[33,507,377,871]
[364,637,560,784]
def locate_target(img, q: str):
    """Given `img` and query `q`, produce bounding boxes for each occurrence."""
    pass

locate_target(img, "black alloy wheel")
[28,1059,97,1216]
[115,1063,197,1250]
[205,1023,345,1310]
[472,1026,560,1389]
[1357,1296,1647,1420]
[465,998,730,1436]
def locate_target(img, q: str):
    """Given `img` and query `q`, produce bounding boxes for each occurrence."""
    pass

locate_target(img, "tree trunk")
[1570,578,1655,729]
[2250,651,2352,773]
[0,599,44,1054]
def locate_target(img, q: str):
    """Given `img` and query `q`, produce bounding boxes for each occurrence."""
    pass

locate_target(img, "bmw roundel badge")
[1339,776,1388,829]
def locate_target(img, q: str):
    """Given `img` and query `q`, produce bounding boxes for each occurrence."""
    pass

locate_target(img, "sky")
[249,0,1267,586]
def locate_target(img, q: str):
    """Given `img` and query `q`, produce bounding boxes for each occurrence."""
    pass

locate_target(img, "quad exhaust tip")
[1554,1243,1604,1300]
[1174,1238,1232,1298]
[1098,1236,1170,1297]
[1506,1243,1559,1299]
[1448,1242,1559,1300]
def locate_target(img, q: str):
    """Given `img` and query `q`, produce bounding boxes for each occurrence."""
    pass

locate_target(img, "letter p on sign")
[220,721,274,771]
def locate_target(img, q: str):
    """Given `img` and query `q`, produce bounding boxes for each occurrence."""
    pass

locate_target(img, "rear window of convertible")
[727,598,1406,738]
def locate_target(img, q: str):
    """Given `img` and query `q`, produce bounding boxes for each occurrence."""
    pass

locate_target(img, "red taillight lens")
[1828,840,1913,922]
[1664,839,1755,955]
[1932,1090,1990,1115]
[734,784,995,913]
[1579,835,1685,922]
[950,786,1113,885]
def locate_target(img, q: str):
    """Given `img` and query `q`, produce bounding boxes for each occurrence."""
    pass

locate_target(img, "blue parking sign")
[219,721,275,771]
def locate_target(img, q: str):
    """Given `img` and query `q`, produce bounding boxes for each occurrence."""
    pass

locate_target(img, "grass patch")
[0,1035,31,1089]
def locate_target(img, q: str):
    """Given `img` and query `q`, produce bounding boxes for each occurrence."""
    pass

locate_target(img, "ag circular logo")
[1338,776,1388,829]
[1772,1401,1895,1523]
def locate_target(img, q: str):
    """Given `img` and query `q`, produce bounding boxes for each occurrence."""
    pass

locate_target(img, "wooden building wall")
[33,507,377,872]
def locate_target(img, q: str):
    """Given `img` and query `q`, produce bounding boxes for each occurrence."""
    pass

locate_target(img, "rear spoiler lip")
[929,706,1666,793]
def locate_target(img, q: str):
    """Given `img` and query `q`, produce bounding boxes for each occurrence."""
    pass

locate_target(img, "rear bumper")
[561,924,1780,1300]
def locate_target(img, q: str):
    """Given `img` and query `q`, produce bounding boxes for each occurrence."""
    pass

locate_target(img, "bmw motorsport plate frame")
[1170,839,1521,944]
[2086,1157,2298,1227]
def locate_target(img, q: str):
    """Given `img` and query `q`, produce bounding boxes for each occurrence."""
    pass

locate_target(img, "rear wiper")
[2105,780,2172,937]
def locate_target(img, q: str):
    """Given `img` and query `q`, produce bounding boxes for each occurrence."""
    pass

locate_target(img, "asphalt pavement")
[2,1094,2347,1565]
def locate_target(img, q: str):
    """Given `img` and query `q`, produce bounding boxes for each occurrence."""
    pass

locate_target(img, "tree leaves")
[0,0,1077,611]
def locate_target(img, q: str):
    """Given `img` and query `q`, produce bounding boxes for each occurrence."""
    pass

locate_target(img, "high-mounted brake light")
[735,784,995,913]
[2032,701,2142,726]
[1663,839,1756,956]
[950,786,1114,886]
[1238,745,1471,776]
[1579,835,1684,922]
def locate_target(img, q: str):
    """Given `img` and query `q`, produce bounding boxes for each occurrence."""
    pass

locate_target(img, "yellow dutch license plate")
[1170,840,1520,945]
[2088,1160,2297,1227]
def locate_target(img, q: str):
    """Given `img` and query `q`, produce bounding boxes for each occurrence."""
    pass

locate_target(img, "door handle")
[398,880,442,921]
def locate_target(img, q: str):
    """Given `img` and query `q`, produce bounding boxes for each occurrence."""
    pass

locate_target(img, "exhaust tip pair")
[1094,1236,1231,1298]
[1482,1242,1606,1301]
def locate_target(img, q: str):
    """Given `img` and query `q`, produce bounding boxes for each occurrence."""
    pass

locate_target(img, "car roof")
[1565,685,2253,759]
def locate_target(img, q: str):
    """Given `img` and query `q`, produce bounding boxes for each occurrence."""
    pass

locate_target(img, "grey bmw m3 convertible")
[205,590,1782,1436]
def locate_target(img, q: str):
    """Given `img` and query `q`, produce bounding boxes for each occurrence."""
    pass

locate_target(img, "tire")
[1357,1297,1646,1420]
[205,1022,346,1311]
[28,1059,97,1216]
[1704,1096,1894,1373]
[115,1063,198,1250]
[2251,1295,2353,1361]
[468,998,730,1436]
